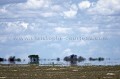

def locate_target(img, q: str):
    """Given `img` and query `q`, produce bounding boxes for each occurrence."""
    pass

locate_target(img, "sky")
[0,0,120,59]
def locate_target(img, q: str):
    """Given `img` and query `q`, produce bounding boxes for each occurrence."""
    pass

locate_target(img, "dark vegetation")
[0,58,5,62]
[28,55,39,64]
[89,57,104,61]
[0,54,105,65]
[64,54,86,66]
[8,56,21,63]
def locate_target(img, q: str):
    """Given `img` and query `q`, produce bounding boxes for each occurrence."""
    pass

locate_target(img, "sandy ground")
[0,64,120,79]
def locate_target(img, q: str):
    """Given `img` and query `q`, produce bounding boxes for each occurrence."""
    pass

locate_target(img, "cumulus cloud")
[88,0,120,15]
[23,0,51,9]
[62,48,73,56]
[5,21,29,33]
[0,0,60,18]
[21,22,29,29]
[41,12,55,17]
[63,10,77,18]
[51,5,62,12]
[47,43,61,49]
[0,7,7,13]
[78,27,99,34]
[69,40,87,47]
[63,4,78,18]
[78,1,91,9]
[54,27,72,34]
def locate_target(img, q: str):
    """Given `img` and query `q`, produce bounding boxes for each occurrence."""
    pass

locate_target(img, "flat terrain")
[0,65,120,79]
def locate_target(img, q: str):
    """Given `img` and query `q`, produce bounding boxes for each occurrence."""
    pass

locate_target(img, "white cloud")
[3,0,60,18]
[24,0,51,9]
[78,27,99,33]
[63,4,78,18]
[54,27,72,34]
[0,7,7,13]
[63,10,77,18]
[69,40,87,47]
[51,5,62,12]
[63,48,73,56]
[71,4,78,11]
[41,12,55,17]
[78,1,91,9]
[21,22,29,29]
[88,0,120,15]
[47,43,61,49]
[5,21,29,32]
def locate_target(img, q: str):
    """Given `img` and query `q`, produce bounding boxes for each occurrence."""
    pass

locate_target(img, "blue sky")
[0,0,120,59]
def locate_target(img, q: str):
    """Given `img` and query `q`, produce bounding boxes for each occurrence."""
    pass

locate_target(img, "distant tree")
[89,57,104,61]
[89,57,94,61]
[64,54,87,66]
[64,54,78,66]
[0,58,4,62]
[23,59,25,61]
[8,56,15,64]
[98,57,104,61]
[70,54,77,66]
[64,56,70,62]
[16,58,21,62]
[8,56,15,62]
[28,55,39,64]
[56,58,60,61]
[70,54,77,61]
[78,56,86,62]
[44,59,46,61]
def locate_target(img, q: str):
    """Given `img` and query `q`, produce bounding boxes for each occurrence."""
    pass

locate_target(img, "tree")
[64,54,78,66]
[89,57,104,61]
[56,58,60,61]
[28,55,39,64]
[70,54,77,66]
[8,56,15,64]
[16,58,21,62]
[78,56,86,62]
[98,57,104,61]
[8,56,15,62]
[89,57,97,61]
[0,58,4,62]
[64,56,70,62]
[70,54,77,61]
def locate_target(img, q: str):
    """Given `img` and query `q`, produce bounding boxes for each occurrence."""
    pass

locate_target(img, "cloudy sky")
[0,0,120,59]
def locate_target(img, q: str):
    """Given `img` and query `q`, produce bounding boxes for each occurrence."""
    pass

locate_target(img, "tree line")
[63,54,104,66]
[0,54,105,65]
[0,56,21,63]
